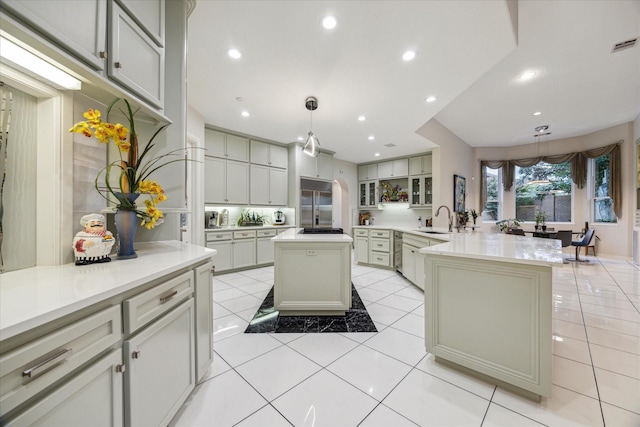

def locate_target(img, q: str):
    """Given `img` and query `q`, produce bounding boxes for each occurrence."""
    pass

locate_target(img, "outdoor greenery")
[515,162,572,222]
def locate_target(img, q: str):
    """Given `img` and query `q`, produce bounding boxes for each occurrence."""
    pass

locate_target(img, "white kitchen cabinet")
[369,229,392,268]
[5,350,124,427]
[358,180,378,208]
[251,140,288,169]
[205,129,249,162]
[256,229,277,265]
[194,262,214,380]
[117,0,165,47]
[206,240,232,272]
[402,243,418,285]
[109,1,165,108]
[358,164,378,181]
[232,234,256,268]
[124,299,195,427]
[378,159,408,178]
[250,165,288,206]
[409,174,433,207]
[204,157,249,204]
[409,154,432,175]
[1,0,108,70]
[300,151,334,181]
[354,228,369,264]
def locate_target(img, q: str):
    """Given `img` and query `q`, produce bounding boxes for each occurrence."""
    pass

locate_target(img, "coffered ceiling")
[187,1,640,164]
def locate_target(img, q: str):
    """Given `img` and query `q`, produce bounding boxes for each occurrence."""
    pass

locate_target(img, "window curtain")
[480,141,622,218]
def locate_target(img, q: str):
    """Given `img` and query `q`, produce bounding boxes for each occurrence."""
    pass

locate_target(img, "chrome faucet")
[435,205,453,232]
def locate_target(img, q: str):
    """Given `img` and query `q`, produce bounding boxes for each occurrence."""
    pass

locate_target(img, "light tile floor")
[171,254,640,427]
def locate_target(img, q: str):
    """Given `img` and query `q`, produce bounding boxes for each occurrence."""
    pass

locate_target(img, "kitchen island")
[420,232,563,400]
[273,228,353,315]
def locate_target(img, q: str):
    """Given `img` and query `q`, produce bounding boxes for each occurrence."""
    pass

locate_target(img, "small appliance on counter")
[274,210,286,225]
[219,209,229,228]
[206,211,219,228]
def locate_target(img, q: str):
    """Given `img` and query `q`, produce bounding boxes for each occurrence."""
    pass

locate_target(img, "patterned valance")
[480,141,622,218]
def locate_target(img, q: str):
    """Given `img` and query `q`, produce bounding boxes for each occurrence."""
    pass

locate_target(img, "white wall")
[416,119,475,229]
[473,123,634,257]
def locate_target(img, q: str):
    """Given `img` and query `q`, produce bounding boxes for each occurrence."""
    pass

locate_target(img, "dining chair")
[555,230,573,264]
[568,229,595,263]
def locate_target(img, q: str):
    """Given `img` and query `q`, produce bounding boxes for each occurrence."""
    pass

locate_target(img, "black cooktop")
[301,228,344,234]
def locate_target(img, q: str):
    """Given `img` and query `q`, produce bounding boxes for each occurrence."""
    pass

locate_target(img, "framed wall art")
[454,174,466,213]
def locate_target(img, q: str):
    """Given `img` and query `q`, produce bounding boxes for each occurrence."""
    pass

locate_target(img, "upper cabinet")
[409,154,432,176]
[1,0,108,70]
[358,164,378,181]
[300,151,334,181]
[205,129,249,162]
[108,1,164,108]
[250,140,288,169]
[378,159,408,179]
[1,0,166,109]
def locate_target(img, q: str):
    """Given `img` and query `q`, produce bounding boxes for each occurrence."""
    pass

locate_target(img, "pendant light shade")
[302,96,320,157]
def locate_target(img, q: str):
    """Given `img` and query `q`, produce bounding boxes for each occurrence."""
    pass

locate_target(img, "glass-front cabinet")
[410,174,433,207]
[359,180,378,208]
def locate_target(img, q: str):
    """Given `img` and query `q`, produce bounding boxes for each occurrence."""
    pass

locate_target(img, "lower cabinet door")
[233,239,256,268]
[402,244,417,284]
[355,237,369,264]
[6,350,124,427]
[256,237,274,264]
[206,240,232,271]
[194,262,214,381]
[124,299,195,427]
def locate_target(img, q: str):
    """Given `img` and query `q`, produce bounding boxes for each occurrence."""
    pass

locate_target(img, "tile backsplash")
[204,206,296,228]
[358,203,433,228]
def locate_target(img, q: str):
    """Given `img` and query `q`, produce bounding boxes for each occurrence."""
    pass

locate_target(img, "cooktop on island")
[300,228,344,234]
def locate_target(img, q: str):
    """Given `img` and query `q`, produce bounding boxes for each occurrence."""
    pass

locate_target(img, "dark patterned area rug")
[244,284,378,333]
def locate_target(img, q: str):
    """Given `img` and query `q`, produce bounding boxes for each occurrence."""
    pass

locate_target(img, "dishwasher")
[394,231,403,273]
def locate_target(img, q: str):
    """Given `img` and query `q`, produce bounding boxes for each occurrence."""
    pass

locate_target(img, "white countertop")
[273,228,353,243]
[205,224,295,231]
[419,231,563,267]
[0,241,216,341]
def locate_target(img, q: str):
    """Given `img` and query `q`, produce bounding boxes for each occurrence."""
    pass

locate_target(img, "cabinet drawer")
[233,230,256,239]
[354,229,369,237]
[0,305,121,416]
[370,252,390,266]
[256,229,277,238]
[205,231,232,242]
[370,230,390,238]
[123,271,194,334]
[370,238,390,252]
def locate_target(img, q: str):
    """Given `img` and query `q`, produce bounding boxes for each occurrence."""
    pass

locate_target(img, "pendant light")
[302,96,319,157]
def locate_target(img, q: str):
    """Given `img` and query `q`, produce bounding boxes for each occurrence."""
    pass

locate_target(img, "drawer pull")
[159,290,178,304]
[377,244,383,247]
[23,348,71,379]
[132,351,141,359]
[116,364,126,373]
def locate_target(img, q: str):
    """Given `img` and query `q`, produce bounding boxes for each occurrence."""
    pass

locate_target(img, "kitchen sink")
[414,230,446,234]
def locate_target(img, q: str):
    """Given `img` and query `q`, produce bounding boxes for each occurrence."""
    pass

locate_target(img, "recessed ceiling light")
[402,50,417,61]
[519,71,537,81]
[368,135,375,141]
[532,111,542,116]
[297,136,304,141]
[425,96,437,103]
[358,115,366,121]
[227,48,242,59]
[241,111,250,117]
[374,153,380,157]
[322,15,337,30]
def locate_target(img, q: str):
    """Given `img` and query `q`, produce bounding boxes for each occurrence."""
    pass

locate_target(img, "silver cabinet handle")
[99,51,108,59]
[159,290,178,304]
[116,364,126,373]
[114,61,122,69]
[23,348,71,379]
[132,351,141,359]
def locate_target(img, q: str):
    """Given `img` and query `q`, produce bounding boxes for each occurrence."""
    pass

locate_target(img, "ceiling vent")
[384,143,397,148]
[611,38,637,53]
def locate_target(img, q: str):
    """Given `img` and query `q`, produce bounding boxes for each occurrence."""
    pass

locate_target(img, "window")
[515,161,572,222]
[482,166,500,221]
[591,154,617,223]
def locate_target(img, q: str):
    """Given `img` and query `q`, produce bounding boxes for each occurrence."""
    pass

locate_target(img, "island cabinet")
[0,242,215,426]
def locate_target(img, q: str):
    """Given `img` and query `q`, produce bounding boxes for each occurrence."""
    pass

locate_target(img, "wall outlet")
[306,250,317,256]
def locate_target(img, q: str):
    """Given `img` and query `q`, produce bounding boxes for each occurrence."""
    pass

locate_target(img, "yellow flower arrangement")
[70,98,181,229]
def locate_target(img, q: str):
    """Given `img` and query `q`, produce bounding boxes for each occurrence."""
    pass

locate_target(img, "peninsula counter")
[273,228,353,315]
[420,232,563,400]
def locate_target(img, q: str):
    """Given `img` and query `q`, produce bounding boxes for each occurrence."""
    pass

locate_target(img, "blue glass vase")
[114,193,139,259]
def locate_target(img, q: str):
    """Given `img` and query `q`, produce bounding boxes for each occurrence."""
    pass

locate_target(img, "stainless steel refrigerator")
[300,178,332,228]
